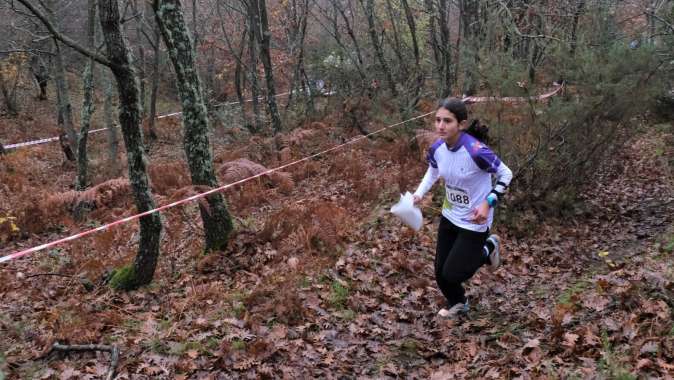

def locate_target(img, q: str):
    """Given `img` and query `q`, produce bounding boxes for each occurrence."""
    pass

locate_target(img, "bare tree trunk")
[153,0,234,252]
[329,0,367,82]
[0,69,19,117]
[45,0,77,156]
[401,0,424,108]
[284,0,313,114]
[234,30,249,127]
[251,0,283,134]
[424,0,442,96]
[146,4,161,141]
[76,0,97,191]
[460,0,481,96]
[296,4,314,114]
[30,55,49,100]
[247,3,263,133]
[384,0,408,79]
[363,0,397,97]
[103,69,118,168]
[99,0,163,288]
[439,0,452,96]
[569,0,586,56]
[133,0,147,120]
[214,2,250,128]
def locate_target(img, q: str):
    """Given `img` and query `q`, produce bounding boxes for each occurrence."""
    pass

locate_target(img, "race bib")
[445,185,471,209]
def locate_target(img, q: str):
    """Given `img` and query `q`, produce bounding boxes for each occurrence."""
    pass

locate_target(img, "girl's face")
[435,108,465,145]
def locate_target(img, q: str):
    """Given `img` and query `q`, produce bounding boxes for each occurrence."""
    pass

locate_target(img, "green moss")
[400,339,419,354]
[329,281,350,309]
[557,280,591,306]
[663,235,674,254]
[231,339,246,350]
[109,264,139,291]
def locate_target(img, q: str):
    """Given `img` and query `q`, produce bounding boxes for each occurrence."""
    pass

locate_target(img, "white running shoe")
[486,234,501,271]
[438,301,469,318]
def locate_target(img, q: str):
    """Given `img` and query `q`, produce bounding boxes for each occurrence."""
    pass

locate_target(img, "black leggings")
[435,216,489,307]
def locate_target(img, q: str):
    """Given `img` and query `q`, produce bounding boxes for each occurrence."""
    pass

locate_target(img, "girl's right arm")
[413,140,442,203]
[413,165,439,203]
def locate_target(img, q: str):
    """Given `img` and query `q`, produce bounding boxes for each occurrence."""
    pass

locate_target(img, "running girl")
[413,98,513,318]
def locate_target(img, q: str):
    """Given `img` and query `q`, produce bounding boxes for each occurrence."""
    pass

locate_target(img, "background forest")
[1,0,674,378]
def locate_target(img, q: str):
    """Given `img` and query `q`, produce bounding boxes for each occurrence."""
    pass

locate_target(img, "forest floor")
[1,97,673,379]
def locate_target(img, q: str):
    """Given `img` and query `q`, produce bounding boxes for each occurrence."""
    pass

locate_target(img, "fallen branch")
[24,273,95,291]
[47,343,120,380]
[25,272,73,279]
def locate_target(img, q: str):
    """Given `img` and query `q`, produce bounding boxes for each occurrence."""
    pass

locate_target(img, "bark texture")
[99,0,163,287]
[153,0,234,251]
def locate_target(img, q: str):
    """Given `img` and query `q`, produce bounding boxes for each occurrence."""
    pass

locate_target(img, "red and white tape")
[5,127,110,149]
[4,92,293,149]
[463,84,563,104]
[0,85,563,264]
[0,112,432,264]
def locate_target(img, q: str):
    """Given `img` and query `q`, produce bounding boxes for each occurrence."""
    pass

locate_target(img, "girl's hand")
[412,195,422,205]
[471,201,490,224]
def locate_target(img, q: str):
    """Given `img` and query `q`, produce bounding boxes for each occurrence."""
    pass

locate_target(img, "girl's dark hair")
[437,97,490,143]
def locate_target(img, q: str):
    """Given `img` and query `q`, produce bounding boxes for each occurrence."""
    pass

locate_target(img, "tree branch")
[47,343,120,380]
[494,0,566,44]
[645,11,674,33]
[14,0,113,67]
[0,49,55,55]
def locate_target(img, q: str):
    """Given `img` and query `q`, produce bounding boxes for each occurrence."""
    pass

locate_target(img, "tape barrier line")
[5,91,293,150]
[463,84,563,104]
[0,112,432,264]
[1,85,564,263]
[5,127,110,150]
[156,91,293,120]
[4,85,561,150]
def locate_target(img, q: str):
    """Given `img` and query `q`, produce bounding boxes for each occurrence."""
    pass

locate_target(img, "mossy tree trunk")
[14,0,162,287]
[99,0,163,287]
[153,0,234,252]
[250,0,283,134]
[76,0,97,191]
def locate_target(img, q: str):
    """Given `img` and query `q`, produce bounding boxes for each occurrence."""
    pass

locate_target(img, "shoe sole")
[488,234,501,271]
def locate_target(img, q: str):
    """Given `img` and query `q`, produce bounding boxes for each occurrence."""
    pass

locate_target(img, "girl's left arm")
[472,144,513,206]
[488,161,513,206]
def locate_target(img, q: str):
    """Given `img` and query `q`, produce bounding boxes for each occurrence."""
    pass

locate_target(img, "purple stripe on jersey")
[451,132,501,173]
[427,139,444,168]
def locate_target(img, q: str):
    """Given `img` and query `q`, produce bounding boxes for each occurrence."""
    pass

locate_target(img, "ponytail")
[465,119,490,144]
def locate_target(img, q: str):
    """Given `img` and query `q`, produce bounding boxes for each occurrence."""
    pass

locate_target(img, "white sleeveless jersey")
[414,133,513,232]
